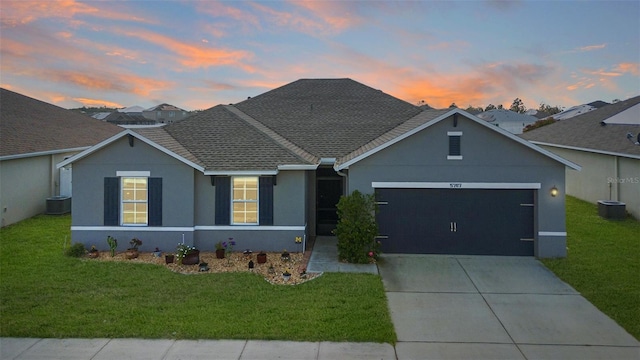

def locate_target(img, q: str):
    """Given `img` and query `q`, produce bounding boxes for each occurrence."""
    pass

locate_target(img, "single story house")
[0,88,121,227]
[58,79,579,258]
[521,96,640,219]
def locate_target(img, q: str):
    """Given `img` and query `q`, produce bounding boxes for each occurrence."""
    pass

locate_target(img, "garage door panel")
[376,188,534,256]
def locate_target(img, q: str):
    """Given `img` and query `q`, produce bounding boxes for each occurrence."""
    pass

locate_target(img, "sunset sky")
[1,0,638,111]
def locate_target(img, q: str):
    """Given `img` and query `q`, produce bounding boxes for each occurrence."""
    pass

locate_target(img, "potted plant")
[177,243,199,265]
[257,251,267,264]
[215,241,225,259]
[165,254,175,264]
[106,236,118,257]
[88,245,99,258]
[281,249,290,261]
[282,268,291,281]
[153,247,162,258]
[125,237,142,259]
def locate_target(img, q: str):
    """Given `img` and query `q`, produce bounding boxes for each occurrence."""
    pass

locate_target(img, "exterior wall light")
[550,186,559,197]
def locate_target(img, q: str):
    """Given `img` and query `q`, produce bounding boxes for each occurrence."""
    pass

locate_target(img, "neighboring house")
[103,111,156,126]
[521,96,640,219]
[142,104,188,124]
[58,79,579,258]
[476,109,538,134]
[0,88,122,227]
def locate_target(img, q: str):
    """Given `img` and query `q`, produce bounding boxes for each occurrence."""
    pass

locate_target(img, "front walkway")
[306,236,378,274]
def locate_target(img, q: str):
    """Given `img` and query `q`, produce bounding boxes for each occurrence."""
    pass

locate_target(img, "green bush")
[65,242,86,257]
[334,190,380,263]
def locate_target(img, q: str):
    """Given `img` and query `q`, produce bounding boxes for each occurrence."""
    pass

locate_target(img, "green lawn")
[542,196,640,340]
[0,215,396,342]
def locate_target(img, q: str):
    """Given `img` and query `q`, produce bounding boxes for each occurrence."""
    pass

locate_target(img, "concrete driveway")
[378,255,640,360]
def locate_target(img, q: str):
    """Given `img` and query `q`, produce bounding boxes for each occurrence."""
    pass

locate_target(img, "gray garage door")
[376,188,534,256]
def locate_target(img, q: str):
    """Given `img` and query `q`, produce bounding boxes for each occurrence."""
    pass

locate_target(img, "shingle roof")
[0,88,122,158]
[164,105,315,171]
[233,78,422,158]
[144,103,184,112]
[131,127,202,167]
[520,96,640,157]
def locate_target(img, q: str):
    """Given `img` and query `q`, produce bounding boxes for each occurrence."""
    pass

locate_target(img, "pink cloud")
[577,44,606,52]
[614,63,639,76]
[73,97,124,108]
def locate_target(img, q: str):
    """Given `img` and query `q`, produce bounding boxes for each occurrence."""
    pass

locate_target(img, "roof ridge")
[131,127,204,168]
[223,105,320,165]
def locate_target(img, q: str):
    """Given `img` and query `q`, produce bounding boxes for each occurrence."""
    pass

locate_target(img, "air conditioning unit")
[46,196,71,215]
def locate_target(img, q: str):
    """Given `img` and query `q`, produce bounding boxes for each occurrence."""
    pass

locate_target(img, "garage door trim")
[372,181,541,189]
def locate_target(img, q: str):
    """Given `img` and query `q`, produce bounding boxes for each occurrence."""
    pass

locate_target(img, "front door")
[316,169,343,235]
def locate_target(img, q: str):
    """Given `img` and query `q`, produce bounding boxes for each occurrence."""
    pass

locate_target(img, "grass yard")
[542,196,640,340]
[0,215,396,343]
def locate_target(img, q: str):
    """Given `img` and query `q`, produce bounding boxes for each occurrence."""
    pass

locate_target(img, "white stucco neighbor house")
[0,88,121,227]
[521,96,640,219]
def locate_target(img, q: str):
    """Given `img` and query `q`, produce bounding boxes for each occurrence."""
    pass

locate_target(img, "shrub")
[334,190,380,263]
[65,242,86,257]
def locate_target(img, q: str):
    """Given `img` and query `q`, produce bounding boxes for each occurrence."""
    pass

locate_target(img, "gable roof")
[0,88,122,159]
[337,108,580,171]
[144,103,184,112]
[57,79,580,173]
[520,95,640,159]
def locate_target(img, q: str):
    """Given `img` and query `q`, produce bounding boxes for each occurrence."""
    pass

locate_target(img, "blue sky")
[1,0,638,111]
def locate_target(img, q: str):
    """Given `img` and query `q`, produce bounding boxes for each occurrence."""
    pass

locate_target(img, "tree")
[509,98,526,113]
[464,105,483,113]
[449,102,458,108]
[484,104,496,111]
[537,103,562,116]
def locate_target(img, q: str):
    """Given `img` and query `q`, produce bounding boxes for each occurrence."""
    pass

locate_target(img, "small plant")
[106,236,118,257]
[281,249,290,261]
[215,241,224,251]
[128,237,142,250]
[222,238,236,264]
[65,242,86,258]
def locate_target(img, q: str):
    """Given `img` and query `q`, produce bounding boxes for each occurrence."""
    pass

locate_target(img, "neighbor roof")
[144,103,184,112]
[0,88,122,159]
[520,95,640,158]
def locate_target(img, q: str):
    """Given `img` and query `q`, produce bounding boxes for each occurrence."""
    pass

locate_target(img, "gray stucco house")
[59,79,579,258]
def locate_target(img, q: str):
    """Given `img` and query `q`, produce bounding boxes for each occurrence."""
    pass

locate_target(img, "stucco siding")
[538,145,640,219]
[70,136,195,251]
[1,152,77,227]
[348,115,568,258]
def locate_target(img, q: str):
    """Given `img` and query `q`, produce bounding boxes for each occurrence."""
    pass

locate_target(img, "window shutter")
[104,177,119,226]
[259,176,274,225]
[148,177,162,226]
[449,135,461,156]
[215,176,230,225]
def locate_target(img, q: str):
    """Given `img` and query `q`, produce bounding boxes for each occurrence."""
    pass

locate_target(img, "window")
[122,177,148,225]
[232,176,258,224]
[447,131,463,160]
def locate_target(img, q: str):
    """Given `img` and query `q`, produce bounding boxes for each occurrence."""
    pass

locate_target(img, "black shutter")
[104,177,119,226]
[215,176,230,225]
[148,178,162,226]
[259,176,274,225]
[449,135,461,156]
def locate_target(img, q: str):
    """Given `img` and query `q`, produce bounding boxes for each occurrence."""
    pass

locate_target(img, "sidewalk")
[1,338,397,360]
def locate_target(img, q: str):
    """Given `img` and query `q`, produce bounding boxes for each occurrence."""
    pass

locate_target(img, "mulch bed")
[89,250,320,285]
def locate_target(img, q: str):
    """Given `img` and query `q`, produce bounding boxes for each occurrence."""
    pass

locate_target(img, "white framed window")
[122,177,148,225]
[447,131,463,160]
[232,176,258,224]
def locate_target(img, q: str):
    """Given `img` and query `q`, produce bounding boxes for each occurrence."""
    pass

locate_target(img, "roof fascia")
[204,170,278,176]
[56,129,205,172]
[336,108,581,171]
[1,147,90,161]
[530,141,640,160]
[278,164,319,170]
